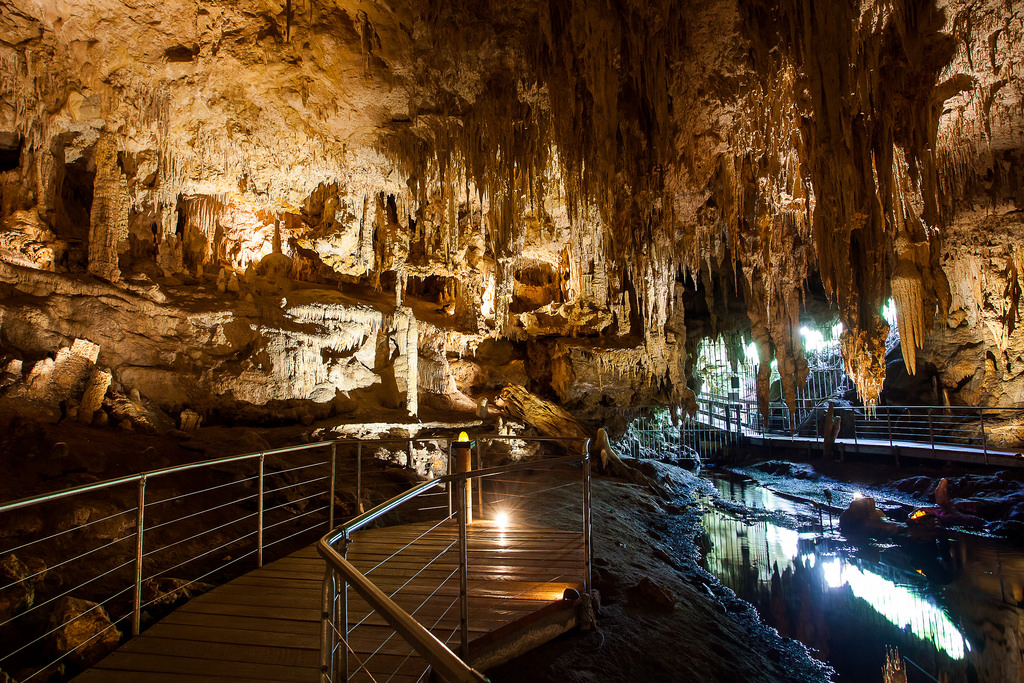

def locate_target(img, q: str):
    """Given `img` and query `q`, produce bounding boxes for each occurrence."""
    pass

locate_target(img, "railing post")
[852,412,859,453]
[980,408,988,464]
[475,438,484,519]
[927,408,935,452]
[457,476,470,659]
[454,439,473,524]
[341,534,349,680]
[132,474,146,636]
[258,453,265,568]
[329,443,337,531]
[583,443,592,596]
[679,420,684,460]
[447,442,453,519]
[356,443,363,514]
[320,570,335,683]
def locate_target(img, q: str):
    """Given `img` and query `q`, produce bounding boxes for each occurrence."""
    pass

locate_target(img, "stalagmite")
[87,136,129,282]
[78,367,111,424]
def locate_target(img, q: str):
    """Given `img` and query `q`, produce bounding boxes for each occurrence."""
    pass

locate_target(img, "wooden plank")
[158,611,320,636]
[144,622,319,650]
[226,576,323,590]
[81,519,585,683]
[180,600,319,622]
[91,652,316,682]
[120,635,320,668]
[75,670,278,683]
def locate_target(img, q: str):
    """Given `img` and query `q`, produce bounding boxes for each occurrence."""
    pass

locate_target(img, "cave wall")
[0,0,1022,426]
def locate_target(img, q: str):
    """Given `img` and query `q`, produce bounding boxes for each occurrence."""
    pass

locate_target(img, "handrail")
[317,439,590,683]
[323,453,584,544]
[327,478,445,540]
[318,541,488,683]
[0,434,473,680]
[619,395,1024,464]
[0,440,338,513]
[0,436,482,513]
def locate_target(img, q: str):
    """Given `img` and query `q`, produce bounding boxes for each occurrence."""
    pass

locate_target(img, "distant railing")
[317,436,591,683]
[0,436,457,681]
[752,404,1024,462]
[615,395,745,464]
[618,398,1024,464]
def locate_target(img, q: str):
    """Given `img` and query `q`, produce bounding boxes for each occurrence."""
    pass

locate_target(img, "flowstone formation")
[0,0,1022,430]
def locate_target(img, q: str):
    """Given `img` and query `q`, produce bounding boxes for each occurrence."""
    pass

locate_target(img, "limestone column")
[87,134,129,282]
[389,307,419,418]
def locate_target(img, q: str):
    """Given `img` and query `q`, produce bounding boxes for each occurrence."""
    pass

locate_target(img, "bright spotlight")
[494,511,510,529]
[853,491,865,500]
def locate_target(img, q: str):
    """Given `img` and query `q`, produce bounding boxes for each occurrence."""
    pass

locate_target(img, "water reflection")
[701,473,1024,682]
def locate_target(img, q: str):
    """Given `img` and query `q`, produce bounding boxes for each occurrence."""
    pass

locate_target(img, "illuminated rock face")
[0,0,1021,420]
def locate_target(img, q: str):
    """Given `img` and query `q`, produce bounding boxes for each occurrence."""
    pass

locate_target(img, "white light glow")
[481,279,496,318]
[494,511,510,529]
[815,557,967,660]
[799,326,826,352]
[882,297,899,328]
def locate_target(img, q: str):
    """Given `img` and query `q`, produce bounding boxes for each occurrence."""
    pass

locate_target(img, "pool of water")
[700,471,1024,682]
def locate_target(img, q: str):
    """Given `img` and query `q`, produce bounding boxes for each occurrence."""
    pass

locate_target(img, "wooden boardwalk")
[749,433,1024,468]
[77,520,584,683]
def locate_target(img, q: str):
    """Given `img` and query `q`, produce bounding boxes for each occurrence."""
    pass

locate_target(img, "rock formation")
[0,0,1021,426]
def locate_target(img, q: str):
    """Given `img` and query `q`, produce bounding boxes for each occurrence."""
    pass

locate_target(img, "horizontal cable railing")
[0,436,463,682]
[614,395,744,464]
[318,436,591,683]
[754,404,1024,462]
[615,398,1024,464]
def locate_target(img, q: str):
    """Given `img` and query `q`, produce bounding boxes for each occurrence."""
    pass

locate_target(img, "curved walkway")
[76,521,584,682]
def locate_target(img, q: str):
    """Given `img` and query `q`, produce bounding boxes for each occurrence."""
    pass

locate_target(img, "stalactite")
[739,0,959,407]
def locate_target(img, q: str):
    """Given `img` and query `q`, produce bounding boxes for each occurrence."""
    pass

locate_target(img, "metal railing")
[317,436,591,683]
[753,404,1024,462]
[0,436,460,681]
[615,395,744,464]
[617,397,1024,464]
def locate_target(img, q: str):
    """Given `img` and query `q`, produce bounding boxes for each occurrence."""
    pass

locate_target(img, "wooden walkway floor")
[749,433,1024,468]
[77,520,584,683]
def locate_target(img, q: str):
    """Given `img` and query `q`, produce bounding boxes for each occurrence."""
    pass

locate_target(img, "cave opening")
[57,153,95,265]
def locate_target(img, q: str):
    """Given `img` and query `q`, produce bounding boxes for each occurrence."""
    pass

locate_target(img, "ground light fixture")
[494,510,510,529]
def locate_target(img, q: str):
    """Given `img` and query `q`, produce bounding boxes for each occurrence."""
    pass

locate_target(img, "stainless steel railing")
[614,396,744,463]
[755,403,1024,461]
[317,436,591,683]
[0,436,458,681]
[619,398,1024,463]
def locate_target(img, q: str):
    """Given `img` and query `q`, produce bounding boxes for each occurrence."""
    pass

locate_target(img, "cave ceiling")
[1,0,1023,421]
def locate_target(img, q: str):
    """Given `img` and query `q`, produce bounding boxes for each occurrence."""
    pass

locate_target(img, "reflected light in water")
[767,524,800,561]
[815,556,968,660]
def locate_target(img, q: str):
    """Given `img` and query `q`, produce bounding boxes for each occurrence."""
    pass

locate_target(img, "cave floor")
[74,519,585,683]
